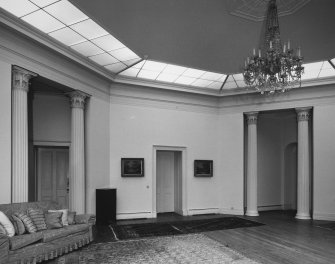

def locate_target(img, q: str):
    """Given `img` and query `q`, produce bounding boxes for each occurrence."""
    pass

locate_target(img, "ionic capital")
[12,66,37,92]
[296,107,312,122]
[68,90,90,109]
[246,112,259,125]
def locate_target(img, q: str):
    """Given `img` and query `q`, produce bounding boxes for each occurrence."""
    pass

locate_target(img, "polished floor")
[96,211,335,264]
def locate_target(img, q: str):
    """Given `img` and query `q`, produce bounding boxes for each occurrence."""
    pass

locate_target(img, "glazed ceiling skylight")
[0,0,141,73]
[0,1,335,92]
[120,60,227,89]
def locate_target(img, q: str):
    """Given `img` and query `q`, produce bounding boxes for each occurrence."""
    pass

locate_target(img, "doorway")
[156,151,182,214]
[36,147,69,208]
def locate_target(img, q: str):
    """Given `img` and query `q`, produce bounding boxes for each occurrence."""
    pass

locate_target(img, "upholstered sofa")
[0,201,95,264]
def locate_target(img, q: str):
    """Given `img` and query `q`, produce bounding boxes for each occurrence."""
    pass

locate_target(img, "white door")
[37,148,69,208]
[157,151,175,213]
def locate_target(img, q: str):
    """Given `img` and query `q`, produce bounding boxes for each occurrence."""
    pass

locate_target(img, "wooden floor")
[115,211,335,264]
[205,211,335,264]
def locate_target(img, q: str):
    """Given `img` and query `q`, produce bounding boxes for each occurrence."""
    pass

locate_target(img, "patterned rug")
[110,217,264,240]
[47,234,260,264]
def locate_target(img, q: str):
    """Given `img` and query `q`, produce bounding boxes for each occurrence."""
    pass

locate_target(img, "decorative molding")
[116,212,153,220]
[12,65,37,92]
[33,141,70,147]
[227,0,311,22]
[245,112,259,125]
[313,212,335,221]
[296,107,312,122]
[219,207,244,215]
[68,90,90,109]
[187,208,220,216]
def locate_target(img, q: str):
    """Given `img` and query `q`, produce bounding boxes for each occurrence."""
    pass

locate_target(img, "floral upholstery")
[0,201,94,264]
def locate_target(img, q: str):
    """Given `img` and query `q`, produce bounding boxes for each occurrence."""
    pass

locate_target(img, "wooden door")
[157,151,175,213]
[37,148,69,208]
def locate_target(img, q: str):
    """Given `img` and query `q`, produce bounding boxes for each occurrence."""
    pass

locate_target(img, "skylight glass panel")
[91,35,124,51]
[175,76,197,85]
[48,27,85,46]
[0,0,39,17]
[70,19,108,40]
[218,75,228,82]
[29,0,59,8]
[142,61,167,72]
[318,61,335,78]
[223,81,238,89]
[156,73,179,82]
[89,53,118,66]
[201,72,224,81]
[133,60,146,69]
[233,73,244,81]
[105,62,127,73]
[301,61,323,80]
[70,41,103,57]
[119,68,140,77]
[109,48,138,61]
[207,81,222,89]
[22,9,65,33]
[182,68,205,78]
[331,59,335,65]
[163,64,187,75]
[44,0,88,25]
[137,69,160,80]
[124,58,142,66]
[191,79,212,87]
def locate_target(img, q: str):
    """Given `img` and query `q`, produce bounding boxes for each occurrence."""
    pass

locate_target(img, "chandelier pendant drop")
[243,0,304,95]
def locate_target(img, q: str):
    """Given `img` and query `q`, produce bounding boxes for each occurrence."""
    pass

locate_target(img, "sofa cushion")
[11,215,26,235]
[45,212,63,229]
[14,212,37,233]
[42,224,89,242]
[48,209,69,226]
[0,211,15,237]
[27,208,47,231]
[9,232,42,250]
[0,224,6,235]
[68,211,76,225]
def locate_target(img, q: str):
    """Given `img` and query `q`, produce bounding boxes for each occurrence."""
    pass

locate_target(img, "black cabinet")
[96,188,116,225]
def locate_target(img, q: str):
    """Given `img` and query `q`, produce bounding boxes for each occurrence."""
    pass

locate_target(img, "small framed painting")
[121,158,144,177]
[194,160,213,177]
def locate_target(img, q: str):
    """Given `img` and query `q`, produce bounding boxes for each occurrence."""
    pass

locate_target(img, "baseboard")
[219,208,244,215]
[187,208,220,216]
[258,205,283,211]
[313,212,335,221]
[116,212,153,220]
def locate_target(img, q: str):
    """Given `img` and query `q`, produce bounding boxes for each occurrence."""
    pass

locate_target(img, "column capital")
[246,112,259,125]
[68,90,90,109]
[12,66,37,92]
[296,107,312,122]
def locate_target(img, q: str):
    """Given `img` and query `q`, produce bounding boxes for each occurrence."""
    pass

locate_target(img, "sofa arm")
[0,234,9,264]
[75,214,96,225]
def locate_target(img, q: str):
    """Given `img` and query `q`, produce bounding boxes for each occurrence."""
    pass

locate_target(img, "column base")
[295,213,311,220]
[246,210,259,217]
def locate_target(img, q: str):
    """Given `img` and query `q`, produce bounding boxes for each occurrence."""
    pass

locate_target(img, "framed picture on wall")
[121,158,144,177]
[194,160,213,177]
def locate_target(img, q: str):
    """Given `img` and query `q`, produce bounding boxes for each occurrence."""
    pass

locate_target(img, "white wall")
[313,105,335,220]
[109,93,221,219]
[33,94,70,143]
[0,60,12,204]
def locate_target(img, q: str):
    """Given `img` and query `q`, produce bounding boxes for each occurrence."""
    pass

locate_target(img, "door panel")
[157,151,175,213]
[37,148,69,208]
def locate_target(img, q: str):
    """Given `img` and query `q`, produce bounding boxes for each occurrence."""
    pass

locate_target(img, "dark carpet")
[110,217,264,240]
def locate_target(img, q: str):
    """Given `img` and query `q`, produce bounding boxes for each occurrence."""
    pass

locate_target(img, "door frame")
[152,145,187,218]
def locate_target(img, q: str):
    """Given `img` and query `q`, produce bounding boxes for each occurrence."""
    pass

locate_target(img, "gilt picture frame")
[194,160,213,177]
[121,158,144,177]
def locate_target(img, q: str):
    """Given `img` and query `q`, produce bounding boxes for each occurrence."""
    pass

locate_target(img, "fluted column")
[68,91,89,214]
[246,112,259,216]
[295,107,312,220]
[12,66,37,203]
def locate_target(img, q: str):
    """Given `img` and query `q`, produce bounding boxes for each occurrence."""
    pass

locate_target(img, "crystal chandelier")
[243,0,304,95]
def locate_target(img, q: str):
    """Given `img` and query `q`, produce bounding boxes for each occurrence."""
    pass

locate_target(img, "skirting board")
[117,212,153,220]
[219,208,244,215]
[188,208,220,216]
[313,212,335,221]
